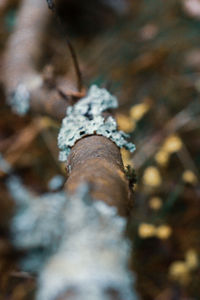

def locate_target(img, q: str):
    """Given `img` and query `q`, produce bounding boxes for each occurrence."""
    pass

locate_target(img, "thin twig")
[47,0,83,92]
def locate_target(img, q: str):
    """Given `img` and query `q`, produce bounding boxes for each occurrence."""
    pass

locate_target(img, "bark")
[3,0,85,120]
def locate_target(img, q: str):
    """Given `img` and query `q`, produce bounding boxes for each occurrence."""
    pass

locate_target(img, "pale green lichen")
[0,153,12,174]
[58,85,135,161]
[48,174,65,191]
[9,83,30,116]
[37,186,138,300]
[8,76,43,116]
[7,177,138,300]
[7,176,67,271]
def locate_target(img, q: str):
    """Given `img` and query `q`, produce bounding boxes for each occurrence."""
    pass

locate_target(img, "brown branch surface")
[66,135,133,216]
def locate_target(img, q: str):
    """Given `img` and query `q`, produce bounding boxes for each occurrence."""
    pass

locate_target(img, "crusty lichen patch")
[7,176,138,300]
[58,85,135,161]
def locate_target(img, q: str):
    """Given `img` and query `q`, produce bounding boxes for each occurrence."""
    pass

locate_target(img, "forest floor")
[0,0,200,299]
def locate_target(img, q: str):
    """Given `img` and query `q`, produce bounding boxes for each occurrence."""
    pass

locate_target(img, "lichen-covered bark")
[3,0,84,119]
[3,2,136,298]
[66,135,133,216]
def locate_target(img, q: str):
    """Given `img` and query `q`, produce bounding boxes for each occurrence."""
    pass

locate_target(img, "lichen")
[7,177,138,300]
[48,174,65,191]
[0,153,12,174]
[7,176,67,271]
[38,184,138,300]
[8,75,43,116]
[9,83,30,116]
[58,85,135,161]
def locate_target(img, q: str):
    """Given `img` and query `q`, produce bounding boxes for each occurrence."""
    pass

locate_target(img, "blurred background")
[0,0,200,299]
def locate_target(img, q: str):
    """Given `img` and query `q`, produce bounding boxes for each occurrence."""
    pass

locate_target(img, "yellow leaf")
[155,150,169,167]
[149,197,162,210]
[138,223,156,238]
[169,261,189,284]
[182,170,198,185]
[185,249,198,270]
[143,166,162,187]
[156,225,172,239]
[116,113,136,133]
[130,103,150,121]
[162,135,182,154]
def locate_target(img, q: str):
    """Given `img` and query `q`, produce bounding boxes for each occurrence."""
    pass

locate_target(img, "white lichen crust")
[58,85,135,161]
[37,185,138,300]
[7,177,138,300]
[9,83,30,116]
[8,76,43,116]
[7,176,67,271]
[0,153,12,174]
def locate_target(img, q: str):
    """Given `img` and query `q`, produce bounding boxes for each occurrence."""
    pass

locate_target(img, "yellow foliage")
[138,223,156,238]
[116,113,136,133]
[155,135,183,168]
[185,249,199,270]
[143,166,162,187]
[155,150,169,167]
[182,170,198,185]
[162,134,182,153]
[156,225,172,239]
[169,249,198,284]
[149,197,162,210]
[169,261,190,284]
[138,222,172,240]
[130,103,150,121]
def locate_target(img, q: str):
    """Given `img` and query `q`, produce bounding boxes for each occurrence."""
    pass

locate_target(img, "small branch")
[64,38,83,92]
[3,0,83,120]
[46,0,83,92]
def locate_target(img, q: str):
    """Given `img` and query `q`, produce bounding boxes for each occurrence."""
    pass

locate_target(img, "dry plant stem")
[3,0,49,94]
[66,135,133,217]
